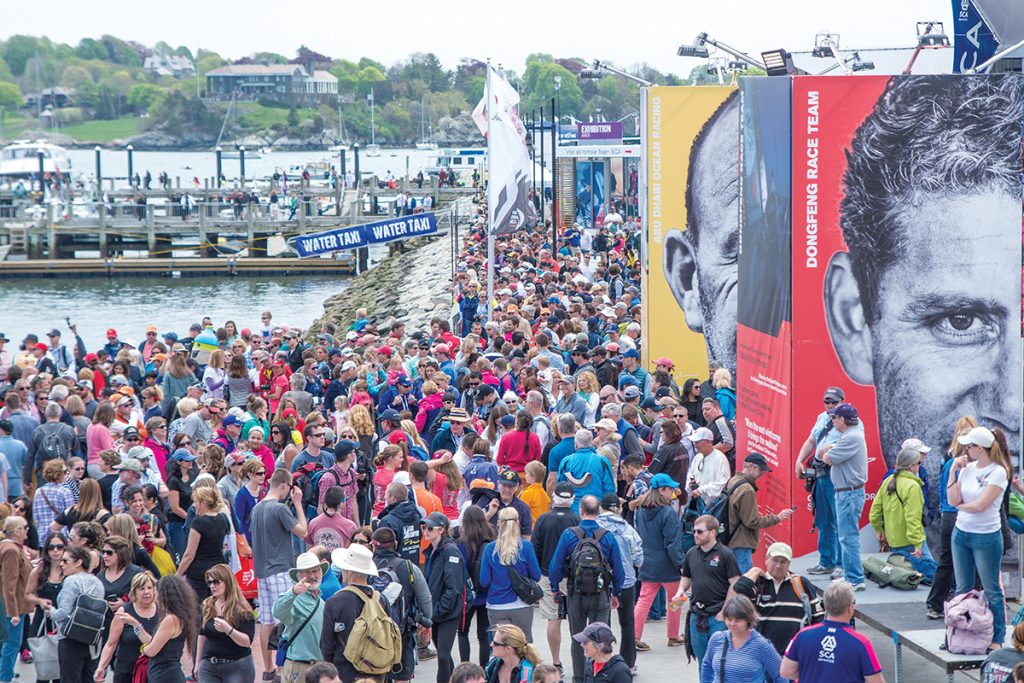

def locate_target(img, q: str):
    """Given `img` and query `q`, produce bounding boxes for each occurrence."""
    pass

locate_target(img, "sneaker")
[667,638,685,647]
[851,582,866,592]
[418,646,438,661]
[631,666,639,675]
[554,663,563,673]
[830,568,845,580]
[807,564,834,575]
[646,615,665,622]
[635,641,651,652]
[926,609,944,620]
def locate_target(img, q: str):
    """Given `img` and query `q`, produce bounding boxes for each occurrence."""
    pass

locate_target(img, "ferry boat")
[426,148,485,176]
[0,140,72,178]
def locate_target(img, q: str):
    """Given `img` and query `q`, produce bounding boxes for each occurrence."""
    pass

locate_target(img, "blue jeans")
[891,543,938,582]
[814,475,841,568]
[734,548,753,573]
[0,616,23,682]
[166,520,186,561]
[834,487,865,585]
[649,587,666,619]
[688,612,726,663]
[951,527,1006,645]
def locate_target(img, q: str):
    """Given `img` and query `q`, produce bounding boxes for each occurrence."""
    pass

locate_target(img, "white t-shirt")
[956,461,1008,534]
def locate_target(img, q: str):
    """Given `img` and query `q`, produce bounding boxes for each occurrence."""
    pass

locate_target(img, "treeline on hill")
[0,35,721,144]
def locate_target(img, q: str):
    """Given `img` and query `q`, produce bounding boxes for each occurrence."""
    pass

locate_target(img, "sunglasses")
[47,545,65,551]
[311,433,325,438]
[492,639,507,647]
[824,398,840,405]
[256,471,267,476]
[206,578,222,586]
[102,549,115,556]
[351,538,371,545]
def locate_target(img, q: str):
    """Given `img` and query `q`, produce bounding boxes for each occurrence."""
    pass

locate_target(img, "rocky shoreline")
[309,226,459,337]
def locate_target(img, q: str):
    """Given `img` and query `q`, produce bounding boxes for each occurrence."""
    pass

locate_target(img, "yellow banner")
[644,85,739,387]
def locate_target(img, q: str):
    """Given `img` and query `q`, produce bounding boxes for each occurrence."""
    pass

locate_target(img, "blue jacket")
[716,387,736,421]
[635,504,685,582]
[548,519,624,596]
[596,511,643,590]
[479,540,541,606]
[939,456,958,514]
[462,455,499,488]
[556,447,617,514]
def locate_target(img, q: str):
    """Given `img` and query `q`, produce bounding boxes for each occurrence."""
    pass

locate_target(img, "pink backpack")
[945,590,994,654]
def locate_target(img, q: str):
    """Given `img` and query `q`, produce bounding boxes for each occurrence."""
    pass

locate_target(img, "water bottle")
[669,595,687,612]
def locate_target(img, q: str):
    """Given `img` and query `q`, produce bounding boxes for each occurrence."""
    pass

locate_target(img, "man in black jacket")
[372,527,433,683]
[532,483,580,671]
[373,482,422,565]
[573,622,632,683]
[321,544,389,681]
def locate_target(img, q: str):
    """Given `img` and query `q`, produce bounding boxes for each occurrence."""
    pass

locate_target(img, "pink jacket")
[86,423,115,465]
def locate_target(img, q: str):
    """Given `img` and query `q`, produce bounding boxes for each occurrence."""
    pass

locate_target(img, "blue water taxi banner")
[291,212,438,256]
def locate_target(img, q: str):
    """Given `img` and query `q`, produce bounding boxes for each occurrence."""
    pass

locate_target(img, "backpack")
[702,479,752,545]
[862,556,923,591]
[60,592,107,646]
[945,590,994,655]
[408,444,429,462]
[369,556,416,632]
[569,527,611,595]
[341,586,404,675]
[38,429,66,465]
[292,463,327,516]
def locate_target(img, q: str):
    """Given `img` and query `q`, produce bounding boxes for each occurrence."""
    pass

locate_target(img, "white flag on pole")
[474,65,537,235]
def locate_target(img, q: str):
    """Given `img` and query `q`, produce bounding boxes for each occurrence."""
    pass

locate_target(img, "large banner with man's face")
[787,75,1024,554]
[643,86,738,385]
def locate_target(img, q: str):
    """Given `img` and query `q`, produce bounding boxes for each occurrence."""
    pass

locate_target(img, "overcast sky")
[3,0,952,74]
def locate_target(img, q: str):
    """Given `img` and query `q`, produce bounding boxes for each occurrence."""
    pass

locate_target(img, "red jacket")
[496,430,541,473]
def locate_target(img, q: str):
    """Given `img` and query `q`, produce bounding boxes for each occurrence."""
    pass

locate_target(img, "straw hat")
[289,551,330,583]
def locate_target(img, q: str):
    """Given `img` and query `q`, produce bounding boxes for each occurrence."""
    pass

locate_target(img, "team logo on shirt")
[818,634,837,663]
[709,555,720,568]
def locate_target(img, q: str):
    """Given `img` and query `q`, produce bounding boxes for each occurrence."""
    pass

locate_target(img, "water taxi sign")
[291,212,438,257]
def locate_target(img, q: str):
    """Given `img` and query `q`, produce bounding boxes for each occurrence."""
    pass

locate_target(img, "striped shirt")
[733,572,825,654]
[701,629,786,683]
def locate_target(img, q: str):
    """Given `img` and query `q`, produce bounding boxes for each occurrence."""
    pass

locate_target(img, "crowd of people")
[0,190,1012,683]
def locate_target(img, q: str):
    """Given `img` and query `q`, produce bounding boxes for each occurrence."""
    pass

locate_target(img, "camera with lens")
[798,467,817,492]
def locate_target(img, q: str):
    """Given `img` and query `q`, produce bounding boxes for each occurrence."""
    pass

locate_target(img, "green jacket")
[869,472,925,550]
[272,587,325,663]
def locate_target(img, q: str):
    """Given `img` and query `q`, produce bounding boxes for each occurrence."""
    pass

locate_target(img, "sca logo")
[817,634,837,663]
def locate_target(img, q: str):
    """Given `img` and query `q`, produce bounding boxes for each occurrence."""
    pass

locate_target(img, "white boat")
[416,142,438,151]
[426,147,485,176]
[365,144,382,157]
[0,140,72,178]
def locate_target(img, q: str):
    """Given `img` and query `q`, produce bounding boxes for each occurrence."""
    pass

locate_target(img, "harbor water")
[0,274,351,348]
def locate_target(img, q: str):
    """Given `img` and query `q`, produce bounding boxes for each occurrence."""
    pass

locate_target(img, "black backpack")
[39,429,66,464]
[703,479,752,545]
[569,527,611,595]
[60,593,107,646]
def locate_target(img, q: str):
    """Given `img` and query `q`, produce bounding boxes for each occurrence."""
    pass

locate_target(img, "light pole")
[126,144,134,189]
[215,146,222,188]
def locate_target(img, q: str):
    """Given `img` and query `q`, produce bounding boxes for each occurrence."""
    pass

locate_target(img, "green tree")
[0,82,23,110]
[287,107,299,127]
[0,57,13,84]
[60,65,93,90]
[127,83,163,113]
[100,35,142,66]
[74,38,107,61]
[1,35,43,76]
[400,53,450,92]
[521,62,581,117]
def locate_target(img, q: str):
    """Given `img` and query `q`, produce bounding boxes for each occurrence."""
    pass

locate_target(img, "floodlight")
[579,69,603,80]
[678,44,710,58]
[850,53,875,72]
[762,49,797,76]
[727,61,747,73]
[812,32,841,59]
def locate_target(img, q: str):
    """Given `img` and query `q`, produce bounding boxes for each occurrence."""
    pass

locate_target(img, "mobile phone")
[790,506,798,511]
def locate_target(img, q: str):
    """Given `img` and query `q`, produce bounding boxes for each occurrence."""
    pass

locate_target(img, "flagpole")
[486,61,495,323]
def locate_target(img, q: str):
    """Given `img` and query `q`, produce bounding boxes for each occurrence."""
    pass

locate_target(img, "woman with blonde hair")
[927,416,979,619]
[235,459,266,544]
[948,424,1013,649]
[576,371,601,428]
[168,397,198,442]
[712,368,735,421]
[202,350,227,401]
[479,507,541,642]
[401,418,430,456]
[52,477,109,536]
[196,563,256,682]
[175,486,231,601]
[484,623,542,683]
[106,513,161,577]
[96,568,159,683]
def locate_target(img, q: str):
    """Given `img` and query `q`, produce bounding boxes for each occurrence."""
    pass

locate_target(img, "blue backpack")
[701,479,753,545]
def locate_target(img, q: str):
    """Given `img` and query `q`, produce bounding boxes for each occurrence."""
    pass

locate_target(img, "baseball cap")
[649,473,680,489]
[623,386,641,399]
[46,328,61,338]
[958,426,995,449]
[553,482,574,504]
[0,420,12,433]
[380,409,401,423]
[573,622,615,646]
[823,386,845,402]
[423,511,450,530]
[498,470,521,487]
[766,542,793,561]
[901,437,932,453]
[122,426,141,440]
[341,360,357,371]
[499,414,515,428]
[688,427,714,442]
[744,452,772,473]
[221,414,243,428]
[396,376,412,388]
[114,459,143,473]
[654,357,675,369]
[640,397,659,411]
[171,448,197,462]
[106,328,118,337]
[600,493,621,511]
[33,342,48,352]
[827,403,859,420]
[622,348,639,359]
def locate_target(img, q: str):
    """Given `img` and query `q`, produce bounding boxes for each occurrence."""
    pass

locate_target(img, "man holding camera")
[794,387,845,576]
